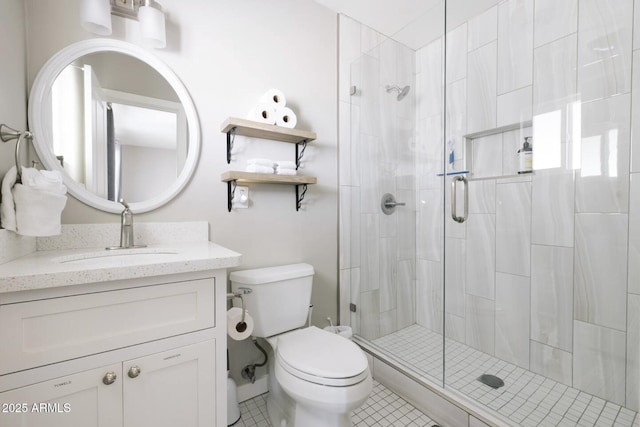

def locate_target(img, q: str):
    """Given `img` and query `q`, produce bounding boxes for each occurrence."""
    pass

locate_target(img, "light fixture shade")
[80,0,112,36]
[138,5,166,48]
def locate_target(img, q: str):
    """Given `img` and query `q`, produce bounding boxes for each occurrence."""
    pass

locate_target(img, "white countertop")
[0,241,242,293]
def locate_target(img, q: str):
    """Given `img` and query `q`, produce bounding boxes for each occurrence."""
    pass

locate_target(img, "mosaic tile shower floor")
[372,324,639,427]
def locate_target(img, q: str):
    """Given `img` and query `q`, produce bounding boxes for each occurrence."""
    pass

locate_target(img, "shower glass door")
[340,0,639,424]
[442,1,639,424]
[340,0,446,387]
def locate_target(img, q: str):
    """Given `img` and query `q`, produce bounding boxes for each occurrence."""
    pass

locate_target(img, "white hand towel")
[275,161,297,170]
[20,167,67,195]
[0,166,18,231]
[247,158,275,167]
[245,164,274,174]
[13,184,67,237]
[276,168,297,176]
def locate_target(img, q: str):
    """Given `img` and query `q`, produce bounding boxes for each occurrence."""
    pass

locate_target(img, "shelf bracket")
[295,140,308,170]
[226,127,237,164]
[227,180,237,212]
[295,184,308,211]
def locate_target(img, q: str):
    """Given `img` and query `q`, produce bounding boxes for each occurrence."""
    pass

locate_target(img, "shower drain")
[477,374,505,389]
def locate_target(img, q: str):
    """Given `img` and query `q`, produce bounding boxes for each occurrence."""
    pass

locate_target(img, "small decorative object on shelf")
[517,136,533,174]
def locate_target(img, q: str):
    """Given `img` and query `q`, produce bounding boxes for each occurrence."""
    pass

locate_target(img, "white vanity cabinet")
[0,264,235,427]
[1,340,215,427]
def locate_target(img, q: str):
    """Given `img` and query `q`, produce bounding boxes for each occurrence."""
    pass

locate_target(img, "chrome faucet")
[119,199,134,248]
[106,199,146,250]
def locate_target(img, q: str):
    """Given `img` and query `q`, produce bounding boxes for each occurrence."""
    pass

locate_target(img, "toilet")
[230,263,372,427]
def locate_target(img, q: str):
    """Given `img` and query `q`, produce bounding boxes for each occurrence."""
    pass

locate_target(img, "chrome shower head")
[386,85,411,101]
[397,85,410,101]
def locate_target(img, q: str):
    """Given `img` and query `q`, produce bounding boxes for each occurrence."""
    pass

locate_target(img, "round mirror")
[28,39,200,214]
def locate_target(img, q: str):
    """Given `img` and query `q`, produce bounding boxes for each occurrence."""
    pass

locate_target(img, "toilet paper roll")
[247,103,276,124]
[259,88,287,108]
[227,307,254,340]
[274,107,297,129]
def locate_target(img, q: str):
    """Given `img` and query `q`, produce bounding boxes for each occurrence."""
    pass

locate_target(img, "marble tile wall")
[412,0,638,410]
[339,0,639,412]
[338,15,417,338]
[497,0,533,95]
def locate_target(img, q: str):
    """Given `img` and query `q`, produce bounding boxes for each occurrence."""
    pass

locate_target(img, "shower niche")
[445,121,533,181]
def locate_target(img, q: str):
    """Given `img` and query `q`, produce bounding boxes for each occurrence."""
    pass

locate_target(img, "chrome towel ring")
[0,124,33,183]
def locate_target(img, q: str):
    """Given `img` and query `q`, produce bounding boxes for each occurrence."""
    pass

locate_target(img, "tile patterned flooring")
[233,380,436,427]
[372,324,640,427]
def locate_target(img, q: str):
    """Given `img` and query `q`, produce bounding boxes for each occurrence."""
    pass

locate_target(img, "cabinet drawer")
[0,278,215,375]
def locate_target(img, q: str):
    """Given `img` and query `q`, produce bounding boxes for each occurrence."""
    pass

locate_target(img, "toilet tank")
[230,263,314,338]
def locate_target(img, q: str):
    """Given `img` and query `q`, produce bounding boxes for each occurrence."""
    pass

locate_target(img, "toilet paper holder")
[227,288,253,331]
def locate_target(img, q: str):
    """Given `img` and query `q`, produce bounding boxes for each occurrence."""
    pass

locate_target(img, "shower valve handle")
[384,201,406,207]
[381,193,404,215]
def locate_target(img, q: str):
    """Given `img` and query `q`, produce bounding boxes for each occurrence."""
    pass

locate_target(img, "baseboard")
[236,375,269,403]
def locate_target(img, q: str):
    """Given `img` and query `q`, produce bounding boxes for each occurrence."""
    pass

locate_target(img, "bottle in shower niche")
[517,137,533,174]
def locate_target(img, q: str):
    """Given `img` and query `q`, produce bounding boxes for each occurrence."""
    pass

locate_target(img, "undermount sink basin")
[52,248,179,265]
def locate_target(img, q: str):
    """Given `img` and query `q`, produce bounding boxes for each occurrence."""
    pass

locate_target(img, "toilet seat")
[275,326,369,387]
[277,357,369,387]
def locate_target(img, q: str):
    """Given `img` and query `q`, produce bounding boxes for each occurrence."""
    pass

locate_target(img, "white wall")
[23,0,338,387]
[0,0,27,176]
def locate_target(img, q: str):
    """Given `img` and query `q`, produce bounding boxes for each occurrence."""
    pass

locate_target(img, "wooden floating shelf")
[220,117,317,211]
[220,171,317,185]
[221,171,316,212]
[220,117,316,144]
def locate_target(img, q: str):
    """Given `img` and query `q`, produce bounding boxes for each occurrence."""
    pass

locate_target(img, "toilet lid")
[276,326,368,382]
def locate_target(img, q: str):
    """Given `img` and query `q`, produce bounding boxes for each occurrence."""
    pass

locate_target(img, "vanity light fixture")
[137,0,166,49]
[81,0,112,36]
[81,0,167,49]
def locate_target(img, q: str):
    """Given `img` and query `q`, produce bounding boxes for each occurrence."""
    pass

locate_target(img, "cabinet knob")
[102,371,117,385]
[128,366,141,379]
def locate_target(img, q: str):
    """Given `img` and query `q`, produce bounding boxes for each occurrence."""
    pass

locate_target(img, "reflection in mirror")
[49,51,187,203]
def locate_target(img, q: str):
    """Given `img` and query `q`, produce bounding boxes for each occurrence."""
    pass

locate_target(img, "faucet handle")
[118,198,130,211]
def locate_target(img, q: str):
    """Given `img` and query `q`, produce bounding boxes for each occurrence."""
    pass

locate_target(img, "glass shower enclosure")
[339,0,639,425]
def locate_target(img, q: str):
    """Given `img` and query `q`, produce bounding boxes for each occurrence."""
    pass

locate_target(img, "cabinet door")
[0,364,122,427]
[123,340,215,427]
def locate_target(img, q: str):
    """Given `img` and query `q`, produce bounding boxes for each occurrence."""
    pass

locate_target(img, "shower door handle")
[450,176,468,223]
